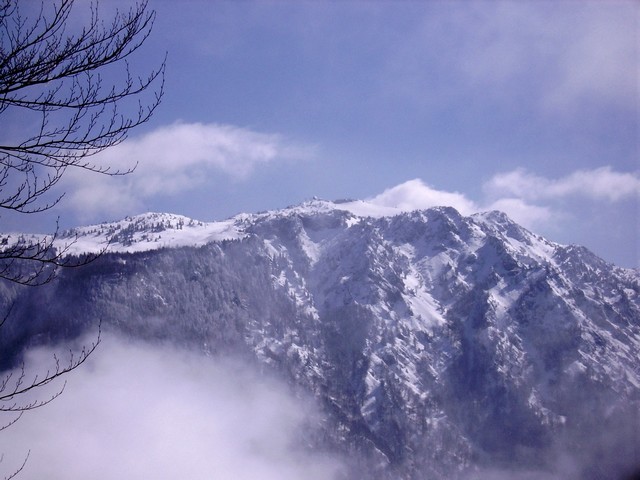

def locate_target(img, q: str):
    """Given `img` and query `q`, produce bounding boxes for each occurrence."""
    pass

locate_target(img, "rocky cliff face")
[1,201,639,479]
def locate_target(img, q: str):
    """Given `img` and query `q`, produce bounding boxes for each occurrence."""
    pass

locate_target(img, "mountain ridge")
[1,200,638,479]
[11,198,628,272]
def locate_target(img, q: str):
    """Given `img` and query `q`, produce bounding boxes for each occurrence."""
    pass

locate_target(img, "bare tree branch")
[0,321,101,411]
[2,449,29,480]
[0,1,163,475]
[0,0,165,285]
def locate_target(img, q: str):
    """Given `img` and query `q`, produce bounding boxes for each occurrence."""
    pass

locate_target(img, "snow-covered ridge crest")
[14,198,412,256]
[1,198,606,267]
[54,211,246,254]
[242,197,402,222]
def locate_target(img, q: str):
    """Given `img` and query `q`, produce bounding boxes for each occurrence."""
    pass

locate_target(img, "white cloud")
[0,337,344,480]
[361,166,637,233]
[363,178,552,231]
[485,167,640,202]
[385,2,638,113]
[367,179,479,215]
[542,3,639,112]
[63,122,314,219]
[484,197,555,230]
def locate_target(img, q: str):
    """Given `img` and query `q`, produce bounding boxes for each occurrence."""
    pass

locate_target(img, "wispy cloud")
[541,3,638,112]
[368,179,479,216]
[384,2,638,113]
[366,177,553,230]
[63,122,314,220]
[484,167,640,202]
[483,197,555,230]
[1,337,344,480]
[366,167,638,234]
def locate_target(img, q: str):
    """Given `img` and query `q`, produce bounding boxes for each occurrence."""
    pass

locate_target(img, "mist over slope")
[1,200,639,479]
[1,337,346,480]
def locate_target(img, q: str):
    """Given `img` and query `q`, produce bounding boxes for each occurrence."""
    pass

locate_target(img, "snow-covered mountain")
[42,199,422,254]
[1,199,639,479]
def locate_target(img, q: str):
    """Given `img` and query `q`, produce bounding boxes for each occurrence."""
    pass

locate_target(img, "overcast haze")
[3,1,638,267]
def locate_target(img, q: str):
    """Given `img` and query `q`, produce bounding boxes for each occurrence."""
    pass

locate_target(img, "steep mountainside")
[1,200,639,479]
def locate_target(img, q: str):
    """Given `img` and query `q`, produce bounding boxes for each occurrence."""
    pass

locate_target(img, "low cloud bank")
[0,336,344,480]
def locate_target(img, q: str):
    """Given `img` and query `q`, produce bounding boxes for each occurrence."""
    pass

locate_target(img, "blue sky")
[4,1,639,267]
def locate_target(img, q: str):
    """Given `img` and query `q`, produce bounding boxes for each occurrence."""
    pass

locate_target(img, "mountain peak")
[2,195,639,480]
[4,199,619,277]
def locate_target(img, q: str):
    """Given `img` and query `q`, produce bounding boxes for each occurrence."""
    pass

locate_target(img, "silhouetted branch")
[0,218,111,286]
[0,321,101,411]
[0,0,165,285]
[2,449,29,480]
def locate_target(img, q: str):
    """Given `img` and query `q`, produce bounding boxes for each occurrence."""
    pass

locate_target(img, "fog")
[2,335,638,480]
[0,336,345,480]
